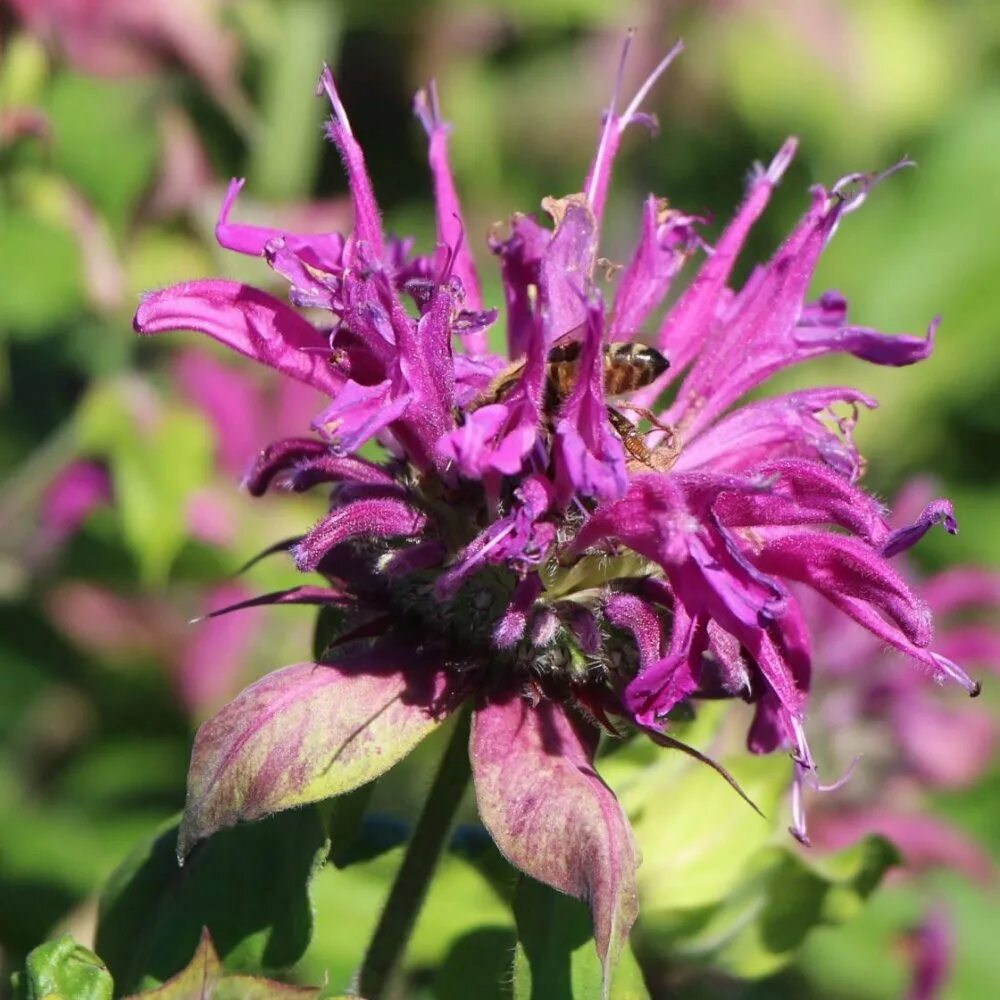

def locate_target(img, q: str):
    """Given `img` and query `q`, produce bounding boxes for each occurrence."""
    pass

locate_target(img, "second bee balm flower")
[136,42,976,989]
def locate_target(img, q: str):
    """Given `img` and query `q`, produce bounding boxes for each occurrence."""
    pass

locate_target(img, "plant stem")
[357,705,473,998]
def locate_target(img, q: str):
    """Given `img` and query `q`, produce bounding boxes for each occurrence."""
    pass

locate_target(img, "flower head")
[135,44,978,982]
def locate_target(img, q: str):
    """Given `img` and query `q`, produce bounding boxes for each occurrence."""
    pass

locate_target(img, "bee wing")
[546,323,587,363]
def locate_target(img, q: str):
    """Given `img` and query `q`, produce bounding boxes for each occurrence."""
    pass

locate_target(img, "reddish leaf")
[180,650,454,855]
[470,695,639,992]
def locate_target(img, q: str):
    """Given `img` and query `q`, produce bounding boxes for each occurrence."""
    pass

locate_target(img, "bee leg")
[617,404,675,441]
[606,407,654,465]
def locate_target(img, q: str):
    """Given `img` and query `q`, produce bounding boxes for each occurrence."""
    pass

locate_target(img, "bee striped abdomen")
[602,343,670,397]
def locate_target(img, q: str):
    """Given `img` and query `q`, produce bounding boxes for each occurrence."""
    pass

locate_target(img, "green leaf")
[213,977,321,1000]
[12,934,113,1000]
[626,752,792,912]
[96,809,329,994]
[638,836,900,980]
[125,929,322,999]
[0,34,47,106]
[434,927,517,1000]
[326,783,377,867]
[0,208,85,336]
[297,844,515,992]
[124,928,221,999]
[47,73,158,234]
[512,877,650,1000]
[75,383,214,584]
[112,407,213,585]
[311,604,347,661]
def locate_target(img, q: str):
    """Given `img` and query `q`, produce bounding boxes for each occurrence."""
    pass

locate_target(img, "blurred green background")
[1,0,999,996]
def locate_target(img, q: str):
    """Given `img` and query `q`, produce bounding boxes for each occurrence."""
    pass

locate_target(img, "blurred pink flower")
[173,348,325,479]
[45,579,264,715]
[40,460,112,547]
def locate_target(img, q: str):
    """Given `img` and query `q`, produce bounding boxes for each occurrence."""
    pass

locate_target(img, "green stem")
[357,705,473,998]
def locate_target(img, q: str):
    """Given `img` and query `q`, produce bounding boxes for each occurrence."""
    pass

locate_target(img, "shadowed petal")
[539,195,599,342]
[609,196,700,337]
[179,651,456,856]
[135,280,343,396]
[553,296,627,502]
[490,213,549,360]
[470,695,639,987]
[794,315,937,367]
[312,378,411,456]
[905,910,952,1000]
[242,437,328,496]
[294,497,426,571]
[675,387,877,481]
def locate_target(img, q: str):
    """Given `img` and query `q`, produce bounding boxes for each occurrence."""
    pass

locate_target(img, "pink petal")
[173,349,264,476]
[922,567,1000,615]
[714,457,891,546]
[471,695,639,983]
[318,67,385,261]
[675,387,877,481]
[754,532,932,647]
[647,138,797,395]
[135,280,343,396]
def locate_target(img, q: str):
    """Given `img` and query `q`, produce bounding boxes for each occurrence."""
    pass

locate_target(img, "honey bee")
[473,336,673,466]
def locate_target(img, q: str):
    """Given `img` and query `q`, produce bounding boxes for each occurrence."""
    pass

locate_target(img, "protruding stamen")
[414,79,444,135]
[789,763,811,846]
[831,156,916,217]
[765,136,799,185]
[585,36,682,218]
[803,755,862,794]
[584,30,634,208]
[619,38,685,129]
[317,64,353,137]
[930,651,982,697]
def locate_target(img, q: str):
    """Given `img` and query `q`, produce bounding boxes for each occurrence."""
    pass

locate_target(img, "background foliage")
[1,0,999,996]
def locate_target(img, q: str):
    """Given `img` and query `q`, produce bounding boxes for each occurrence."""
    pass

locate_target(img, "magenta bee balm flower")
[134,42,979,987]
